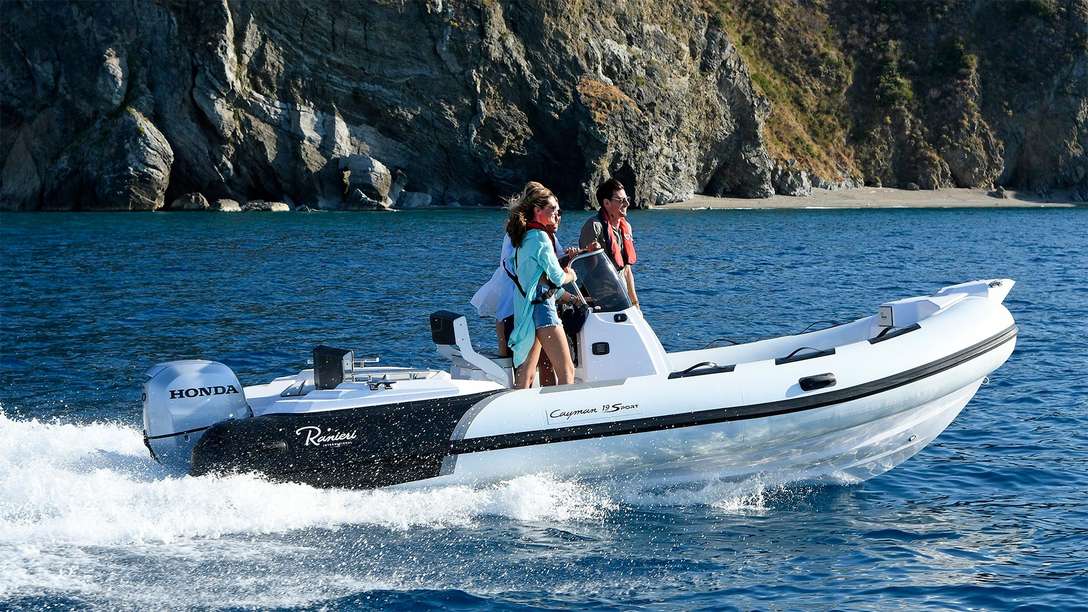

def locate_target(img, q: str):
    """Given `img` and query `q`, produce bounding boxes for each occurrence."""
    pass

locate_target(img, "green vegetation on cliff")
[711,0,857,181]
[709,0,1087,190]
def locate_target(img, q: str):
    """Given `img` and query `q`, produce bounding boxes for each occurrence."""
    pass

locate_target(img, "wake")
[0,411,836,606]
[0,411,832,547]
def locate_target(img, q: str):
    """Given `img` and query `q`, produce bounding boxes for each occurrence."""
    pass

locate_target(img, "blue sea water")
[0,207,1086,610]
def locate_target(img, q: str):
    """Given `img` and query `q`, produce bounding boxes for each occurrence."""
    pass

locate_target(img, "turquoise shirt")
[508,229,566,367]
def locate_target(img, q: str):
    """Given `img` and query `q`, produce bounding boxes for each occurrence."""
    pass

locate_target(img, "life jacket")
[526,221,558,252]
[597,209,637,270]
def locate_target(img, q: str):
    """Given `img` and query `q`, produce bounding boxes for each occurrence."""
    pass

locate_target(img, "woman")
[537,205,589,385]
[506,182,577,389]
[471,204,583,365]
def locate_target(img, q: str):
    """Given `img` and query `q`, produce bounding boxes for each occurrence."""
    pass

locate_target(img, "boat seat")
[430,311,512,387]
[477,352,515,368]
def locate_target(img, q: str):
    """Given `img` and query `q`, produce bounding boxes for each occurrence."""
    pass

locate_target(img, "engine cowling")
[142,360,251,471]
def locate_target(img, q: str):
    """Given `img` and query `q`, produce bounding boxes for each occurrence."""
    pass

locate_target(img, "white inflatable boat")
[142,251,1017,489]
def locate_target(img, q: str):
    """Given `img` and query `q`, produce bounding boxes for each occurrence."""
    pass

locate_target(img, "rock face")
[0,0,1084,211]
[697,0,1087,195]
[0,0,772,210]
[397,191,433,209]
[771,161,812,196]
[38,108,174,211]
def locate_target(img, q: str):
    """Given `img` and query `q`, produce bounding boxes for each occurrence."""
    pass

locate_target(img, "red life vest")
[525,221,557,251]
[597,210,636,270]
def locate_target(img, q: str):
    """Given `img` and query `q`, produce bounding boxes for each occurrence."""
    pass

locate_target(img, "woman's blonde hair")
[505,181,555,246]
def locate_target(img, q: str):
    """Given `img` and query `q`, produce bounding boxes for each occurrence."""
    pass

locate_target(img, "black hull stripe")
[146,425,211,440]
[450,324,1017,455]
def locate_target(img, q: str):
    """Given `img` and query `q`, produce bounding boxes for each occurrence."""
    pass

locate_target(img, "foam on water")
[0,411,635,606]
[611,474,836,515]
[0,412,621,546]
[0,411,807,606]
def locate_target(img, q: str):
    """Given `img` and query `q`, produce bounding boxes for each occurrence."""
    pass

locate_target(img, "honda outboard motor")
[142,360,251,471]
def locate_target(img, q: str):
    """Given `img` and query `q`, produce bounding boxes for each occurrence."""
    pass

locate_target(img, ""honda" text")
[169,385,240,399]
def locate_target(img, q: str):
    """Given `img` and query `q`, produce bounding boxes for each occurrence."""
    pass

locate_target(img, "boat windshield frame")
[562,249,632,313]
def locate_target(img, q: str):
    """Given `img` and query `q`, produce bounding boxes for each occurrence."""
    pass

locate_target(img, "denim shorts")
[533,297,561,329]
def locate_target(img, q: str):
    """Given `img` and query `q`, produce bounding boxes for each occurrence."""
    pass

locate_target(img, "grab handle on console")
[799,373,836,392]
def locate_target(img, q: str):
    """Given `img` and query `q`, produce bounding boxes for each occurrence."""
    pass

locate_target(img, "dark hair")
[595,178,624,208]
[506,181,555,247]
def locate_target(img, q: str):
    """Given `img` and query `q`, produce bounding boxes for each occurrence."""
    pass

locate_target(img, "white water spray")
[0,411,795,607]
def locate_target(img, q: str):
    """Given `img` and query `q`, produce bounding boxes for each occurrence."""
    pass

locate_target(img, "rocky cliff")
[723,0,1088,195]
[1,0,1085,211]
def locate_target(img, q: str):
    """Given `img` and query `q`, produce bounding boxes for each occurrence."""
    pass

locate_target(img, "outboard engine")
[142,360,251,471]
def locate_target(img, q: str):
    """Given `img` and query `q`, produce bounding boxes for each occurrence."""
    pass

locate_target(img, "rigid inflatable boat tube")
[449,324,1018,455]
[190,389,506,487]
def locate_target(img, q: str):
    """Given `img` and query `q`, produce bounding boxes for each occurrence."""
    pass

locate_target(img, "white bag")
[472,235,517,319]
[471,266,508,318]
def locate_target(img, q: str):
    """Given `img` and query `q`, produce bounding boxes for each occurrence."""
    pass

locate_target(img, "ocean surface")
[1,207,1086,610]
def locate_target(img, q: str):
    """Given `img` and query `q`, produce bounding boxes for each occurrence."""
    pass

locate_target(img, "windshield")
[564,250,632,312]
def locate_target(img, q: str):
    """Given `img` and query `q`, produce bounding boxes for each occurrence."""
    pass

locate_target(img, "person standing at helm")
[579,178,639,309]
[505,182,578,389]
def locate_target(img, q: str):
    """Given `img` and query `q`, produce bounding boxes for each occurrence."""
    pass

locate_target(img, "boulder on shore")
[345,188,392,210]
[210,198,241,212]
[771,161,812,197]
[340,155,393,207]
[170,192,210,210]
[242,200,290,212]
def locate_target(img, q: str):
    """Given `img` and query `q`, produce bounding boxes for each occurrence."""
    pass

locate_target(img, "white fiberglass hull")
[411,336,1013,489]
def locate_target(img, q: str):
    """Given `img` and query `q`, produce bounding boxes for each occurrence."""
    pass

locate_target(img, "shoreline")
[668,187,1081,209]
[1,187,1082,214]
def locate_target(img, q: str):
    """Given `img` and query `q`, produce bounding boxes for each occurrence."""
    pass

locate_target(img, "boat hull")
[191,325,1015,491]
[415,335,1013,489]
[174,281,1019,490]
